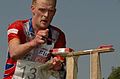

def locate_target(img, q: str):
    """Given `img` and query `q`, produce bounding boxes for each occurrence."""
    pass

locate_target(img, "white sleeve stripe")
[58,48,65,52]
[7,29,18,35]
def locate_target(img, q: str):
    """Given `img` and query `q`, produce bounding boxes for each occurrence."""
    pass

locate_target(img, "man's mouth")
[41,20,48,24]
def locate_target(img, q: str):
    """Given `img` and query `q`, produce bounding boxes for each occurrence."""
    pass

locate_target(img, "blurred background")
[0,0,120,79]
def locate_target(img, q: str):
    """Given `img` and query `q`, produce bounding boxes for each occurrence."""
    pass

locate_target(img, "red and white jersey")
[4,18,66,79]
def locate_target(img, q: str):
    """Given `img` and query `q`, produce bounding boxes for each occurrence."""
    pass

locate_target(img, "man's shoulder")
[50,25,64,34]
[8,19,29,30]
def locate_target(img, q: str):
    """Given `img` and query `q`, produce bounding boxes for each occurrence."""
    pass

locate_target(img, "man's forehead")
[36,0,56,9]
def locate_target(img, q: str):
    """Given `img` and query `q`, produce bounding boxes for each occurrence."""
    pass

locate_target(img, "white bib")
[12,60,53,79]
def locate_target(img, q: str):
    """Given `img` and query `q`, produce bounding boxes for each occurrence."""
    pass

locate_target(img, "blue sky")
[0,0,120,79]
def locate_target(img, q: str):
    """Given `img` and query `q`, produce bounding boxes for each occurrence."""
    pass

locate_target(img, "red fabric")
[7,20,28,43]
[98,45,113,48]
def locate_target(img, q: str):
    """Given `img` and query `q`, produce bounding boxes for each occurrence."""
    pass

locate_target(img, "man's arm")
[9,29,49,60]
[9,38,34,60]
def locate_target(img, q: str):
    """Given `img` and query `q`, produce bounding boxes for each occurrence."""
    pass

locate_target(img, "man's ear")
[31,5,35,15]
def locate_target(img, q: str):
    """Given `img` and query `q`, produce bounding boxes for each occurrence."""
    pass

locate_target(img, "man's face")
[31,0,56,30]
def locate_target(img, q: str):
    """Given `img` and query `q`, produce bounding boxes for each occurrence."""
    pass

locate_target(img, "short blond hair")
[32,0,57,6]
[32,0,37,5]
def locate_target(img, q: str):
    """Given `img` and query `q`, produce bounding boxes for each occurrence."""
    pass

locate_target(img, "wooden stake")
[91,52,102,79]
[66,57,77,79]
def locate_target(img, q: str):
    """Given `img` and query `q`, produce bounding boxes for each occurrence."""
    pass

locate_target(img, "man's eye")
[38,8,55,13]
[38,8,46,12]
[49,10,54,12]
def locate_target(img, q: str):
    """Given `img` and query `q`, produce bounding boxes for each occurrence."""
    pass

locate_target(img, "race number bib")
[12,60,51,79]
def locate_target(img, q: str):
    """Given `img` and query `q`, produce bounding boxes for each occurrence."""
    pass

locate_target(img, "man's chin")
[39,25,48,30]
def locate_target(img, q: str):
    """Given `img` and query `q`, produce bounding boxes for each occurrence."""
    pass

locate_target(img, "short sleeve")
[7,21,24,42]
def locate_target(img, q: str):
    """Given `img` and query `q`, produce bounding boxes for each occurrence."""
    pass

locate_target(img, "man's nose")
[43,11,49,17]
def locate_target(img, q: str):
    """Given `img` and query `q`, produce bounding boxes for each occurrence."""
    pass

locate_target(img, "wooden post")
[66,57,78,79]
[90,52,101,79]
[66,57,75,79]
[52,47,114,79]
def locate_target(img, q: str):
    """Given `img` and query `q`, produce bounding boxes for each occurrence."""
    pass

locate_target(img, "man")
[4,0,66,79]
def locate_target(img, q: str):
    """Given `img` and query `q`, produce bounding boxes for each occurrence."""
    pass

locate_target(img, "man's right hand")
[30,29,49,47]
